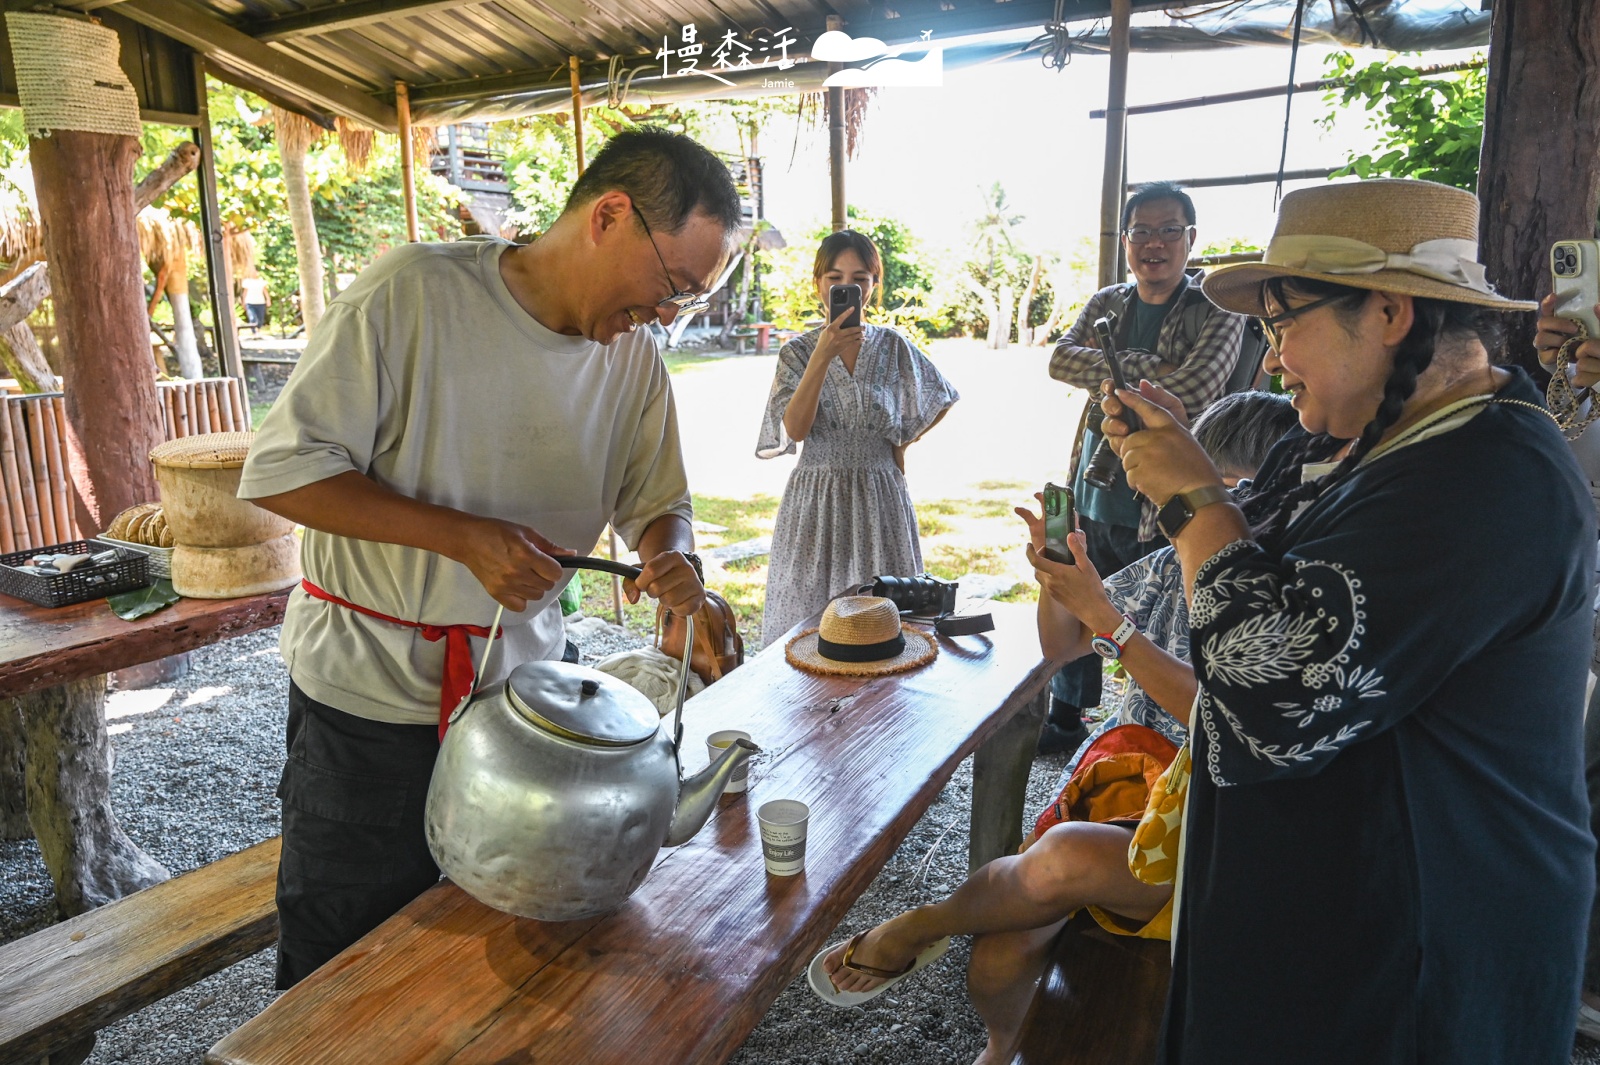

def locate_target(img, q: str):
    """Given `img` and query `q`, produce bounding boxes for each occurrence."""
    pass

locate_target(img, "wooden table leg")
[12,676,169,915]
[969,688,1049,872]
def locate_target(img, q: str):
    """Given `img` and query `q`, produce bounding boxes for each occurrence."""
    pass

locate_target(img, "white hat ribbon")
[1264,234,1494,295]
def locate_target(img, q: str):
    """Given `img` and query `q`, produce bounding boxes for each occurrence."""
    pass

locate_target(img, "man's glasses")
[1259,293,1349,351]
[632,204,712,316]
[1122,224,1193,245]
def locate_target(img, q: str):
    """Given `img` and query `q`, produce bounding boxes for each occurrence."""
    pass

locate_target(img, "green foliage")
[756,205,943,340]
[1320,51,1486,191]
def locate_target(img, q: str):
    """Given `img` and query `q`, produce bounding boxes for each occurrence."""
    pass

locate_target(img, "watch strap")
[1158,484,1232,538]
[1090,614,1137,659]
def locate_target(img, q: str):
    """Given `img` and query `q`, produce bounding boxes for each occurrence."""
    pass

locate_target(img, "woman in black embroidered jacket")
[1099,179,1596,1064]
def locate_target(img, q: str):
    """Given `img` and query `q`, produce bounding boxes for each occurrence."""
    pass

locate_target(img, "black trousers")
[274,682,441,989]
[1047,514,1166,725]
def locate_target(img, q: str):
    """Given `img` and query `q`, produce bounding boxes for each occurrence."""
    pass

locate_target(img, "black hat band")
[816,631,906,663]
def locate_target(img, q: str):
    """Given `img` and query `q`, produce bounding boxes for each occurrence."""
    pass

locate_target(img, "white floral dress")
[756,325,958,646]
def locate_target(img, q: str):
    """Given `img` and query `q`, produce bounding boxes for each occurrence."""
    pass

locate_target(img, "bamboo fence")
[0,377,249,553]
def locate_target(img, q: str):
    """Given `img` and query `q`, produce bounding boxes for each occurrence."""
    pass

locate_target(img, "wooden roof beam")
[117,0,397,130]
[247,0,486,43]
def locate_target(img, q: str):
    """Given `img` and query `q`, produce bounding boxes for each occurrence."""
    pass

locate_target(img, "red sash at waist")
[299,578,500,740]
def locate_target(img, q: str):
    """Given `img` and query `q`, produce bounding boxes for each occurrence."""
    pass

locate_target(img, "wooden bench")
[0,836,281,1064]
[1010,910,1172,1064]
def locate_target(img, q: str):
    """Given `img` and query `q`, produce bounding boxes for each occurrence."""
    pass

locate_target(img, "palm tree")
[271,106,327,333]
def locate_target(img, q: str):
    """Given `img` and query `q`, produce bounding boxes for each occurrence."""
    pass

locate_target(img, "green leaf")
[107,579,180,621]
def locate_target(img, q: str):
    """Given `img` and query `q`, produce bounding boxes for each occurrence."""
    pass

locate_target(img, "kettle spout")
[664,738,760,847]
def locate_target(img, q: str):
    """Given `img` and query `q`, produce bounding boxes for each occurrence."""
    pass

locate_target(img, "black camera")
[872,573,958,617]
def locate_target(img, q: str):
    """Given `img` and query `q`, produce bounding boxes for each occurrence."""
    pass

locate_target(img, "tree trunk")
[19,676,169,915]
[992,282,1014,350]
[0,262,57,391]
[0,697,29,841]
[1477,0,1600,376]
[279,139,326,333]
[164,245,203,379]
[1017,257,1043,347]
[134,142,200,212]
[28,129,162,533]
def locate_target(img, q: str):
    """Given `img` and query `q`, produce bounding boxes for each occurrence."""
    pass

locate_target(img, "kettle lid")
[505,661,660,746]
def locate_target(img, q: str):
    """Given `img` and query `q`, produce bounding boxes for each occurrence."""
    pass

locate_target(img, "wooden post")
[1477,0,1600,376]
[28,127,162,534]
[1097,0,1132,289]
[396,81,419,243]
[826,15,846,231]
[569,56,586,175]
[192,57,250,411]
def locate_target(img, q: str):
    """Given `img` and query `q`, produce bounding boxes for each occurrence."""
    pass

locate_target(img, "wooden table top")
[208,601,1052,1065]
[0,589,289,699]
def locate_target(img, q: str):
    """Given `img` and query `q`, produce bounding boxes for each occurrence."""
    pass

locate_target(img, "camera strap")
[929,612,995,637]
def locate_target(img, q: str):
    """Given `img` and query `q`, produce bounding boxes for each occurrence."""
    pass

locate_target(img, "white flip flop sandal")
[806,930,951,1007]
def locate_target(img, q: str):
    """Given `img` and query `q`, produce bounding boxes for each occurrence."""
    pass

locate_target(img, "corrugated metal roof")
[43,0,1487,129]
[74,0,1161,127]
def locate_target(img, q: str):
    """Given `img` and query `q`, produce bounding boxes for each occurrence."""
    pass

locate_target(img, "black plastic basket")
[0,540,152,608]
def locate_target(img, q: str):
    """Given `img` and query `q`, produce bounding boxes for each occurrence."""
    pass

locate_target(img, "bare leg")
[968,921,1067,1065]
[822,822,1169,997]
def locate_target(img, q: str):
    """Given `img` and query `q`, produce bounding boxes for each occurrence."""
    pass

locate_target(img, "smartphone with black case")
[1092,315,1141,432]
[829,283,863,329]
[1041,482,1074,565]
[1552,240,1600,338]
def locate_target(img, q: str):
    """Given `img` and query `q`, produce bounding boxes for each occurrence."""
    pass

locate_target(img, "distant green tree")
[1320,51,1486,191]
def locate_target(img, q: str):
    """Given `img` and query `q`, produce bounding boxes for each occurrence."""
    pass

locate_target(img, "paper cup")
[707,729,754,793]
[757,799,810,876]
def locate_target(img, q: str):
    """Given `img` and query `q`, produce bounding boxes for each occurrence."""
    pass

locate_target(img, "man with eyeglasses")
[238,128,741,988]
[1038,181,1249,755]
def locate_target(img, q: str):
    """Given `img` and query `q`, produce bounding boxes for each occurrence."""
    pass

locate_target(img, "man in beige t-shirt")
[238,129,740,987]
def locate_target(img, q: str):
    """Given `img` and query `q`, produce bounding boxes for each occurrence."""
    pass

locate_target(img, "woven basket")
[149,431,252,470]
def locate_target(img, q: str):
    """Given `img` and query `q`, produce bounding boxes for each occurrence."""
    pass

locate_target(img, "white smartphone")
[1551,240,1600,338]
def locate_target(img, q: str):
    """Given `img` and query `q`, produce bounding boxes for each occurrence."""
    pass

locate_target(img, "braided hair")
[1237,277,1508,550]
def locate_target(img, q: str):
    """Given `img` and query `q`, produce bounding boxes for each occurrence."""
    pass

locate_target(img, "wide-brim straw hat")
[786,596,937,677]
[1202,178,1537,317]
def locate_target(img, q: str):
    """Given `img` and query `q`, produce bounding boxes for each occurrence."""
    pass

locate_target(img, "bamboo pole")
[0,402,16,554]
[41,395,71,541]
[23,399,57,544]
[50,397,73,539]
[217,379,237,432]
[569,57,585,175]
[227,377,247,429]
[180,382,195,438]
[826,15,845,231]
[161,383,176,439]
[197,380,215,435]
[9,401,41,547]
[208,381,224,432]
[1097,0,1132,289]
[397,81,419,243]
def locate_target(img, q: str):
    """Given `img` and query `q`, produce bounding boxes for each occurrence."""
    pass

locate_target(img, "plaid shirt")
[1049,272,1247,540]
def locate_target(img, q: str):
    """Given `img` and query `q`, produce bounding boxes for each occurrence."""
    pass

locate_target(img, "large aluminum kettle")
[424,556,757,922]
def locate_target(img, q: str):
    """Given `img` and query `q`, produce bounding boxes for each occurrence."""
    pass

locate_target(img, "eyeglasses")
[1258,293,1349,351]
[1122,224,1193,245]
[632,204,712,316]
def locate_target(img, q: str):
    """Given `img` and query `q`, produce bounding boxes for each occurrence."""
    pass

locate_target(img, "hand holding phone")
[1041,483,1075,565]
[829,283,863,330]
[1551,241,1600,339]
[1093,315,1142,432]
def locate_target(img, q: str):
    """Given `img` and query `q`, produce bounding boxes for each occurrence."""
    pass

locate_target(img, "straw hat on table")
[786,596,936,677]
[1201,178,1536,317]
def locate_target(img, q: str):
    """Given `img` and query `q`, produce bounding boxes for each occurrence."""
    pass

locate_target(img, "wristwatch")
[1156,485,1232,540]
[1091,615,1138,660]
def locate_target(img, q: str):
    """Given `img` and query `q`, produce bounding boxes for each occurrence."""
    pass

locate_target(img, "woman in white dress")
[757,231,959,646]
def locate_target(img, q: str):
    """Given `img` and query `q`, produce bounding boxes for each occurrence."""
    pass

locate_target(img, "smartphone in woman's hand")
[1042,483,1075,565]
[829,283,862,329]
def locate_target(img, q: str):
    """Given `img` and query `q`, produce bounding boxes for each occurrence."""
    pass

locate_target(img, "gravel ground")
[5,624,1595,1065]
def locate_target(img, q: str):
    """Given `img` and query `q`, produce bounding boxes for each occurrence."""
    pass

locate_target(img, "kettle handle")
[559,557,695,757]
